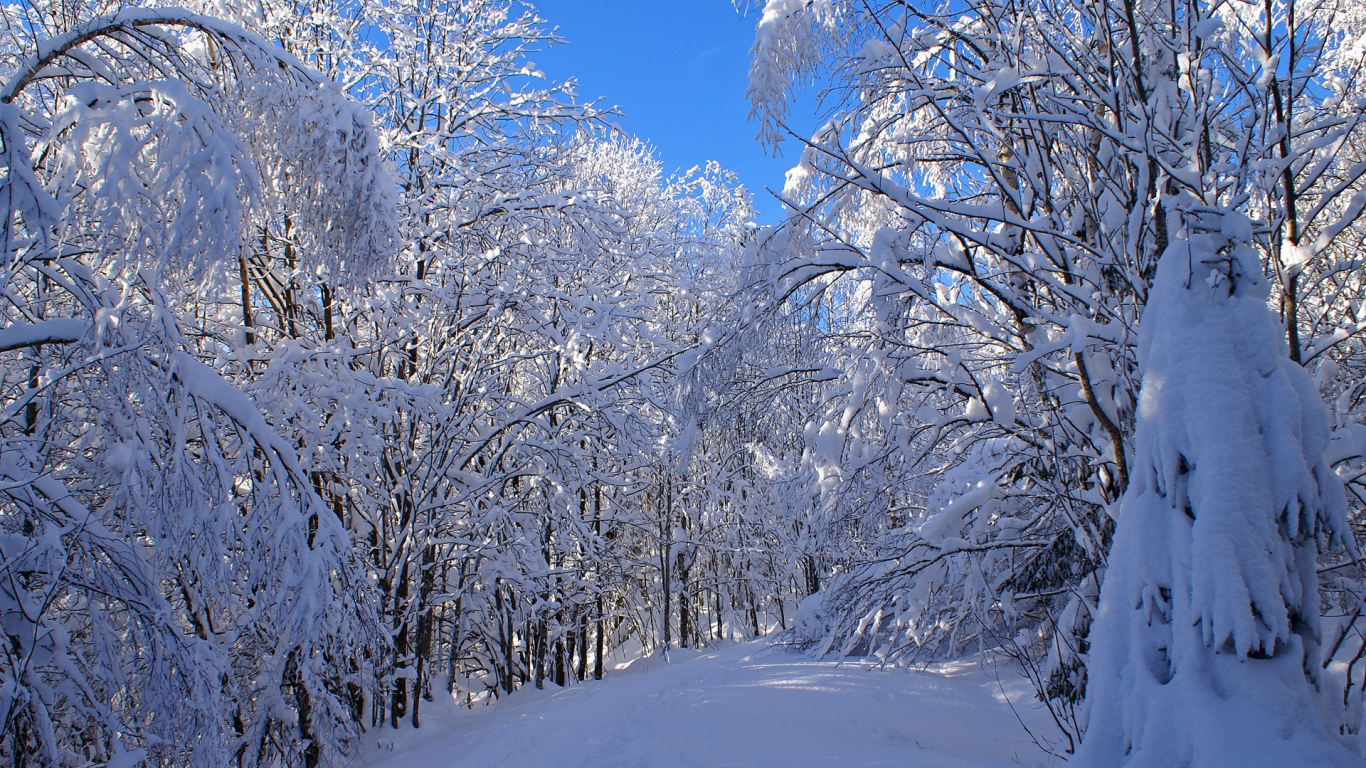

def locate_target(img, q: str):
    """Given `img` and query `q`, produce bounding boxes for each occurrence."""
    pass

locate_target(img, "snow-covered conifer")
[1078,215,1359,766]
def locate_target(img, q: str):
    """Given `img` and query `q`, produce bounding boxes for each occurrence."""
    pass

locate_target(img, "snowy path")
[356,643,1060,768]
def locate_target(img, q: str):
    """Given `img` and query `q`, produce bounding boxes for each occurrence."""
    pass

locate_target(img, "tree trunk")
[411,543,437,728]
[678,553,691,649]
[715,589,724,641]
[391,558,410,729]
[533,618,547,689]
[803,554,820,595]
[554,625,567,687]
[577,610,589,681]
[595,594,606,680]
[238,253,255,346]
[661,480,674,650]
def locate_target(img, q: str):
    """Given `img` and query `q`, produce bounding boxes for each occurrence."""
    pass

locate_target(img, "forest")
[3,0,1366,765]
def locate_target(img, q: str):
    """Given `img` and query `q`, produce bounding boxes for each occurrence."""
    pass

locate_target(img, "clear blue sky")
[528,1,813,222]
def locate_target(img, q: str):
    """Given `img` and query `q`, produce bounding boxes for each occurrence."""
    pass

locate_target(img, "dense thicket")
[0,2,791,765]
[737,0,1366,759]
[7,0,1366,765]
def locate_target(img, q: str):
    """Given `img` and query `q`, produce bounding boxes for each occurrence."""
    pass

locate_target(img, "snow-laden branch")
[0,318,87,353]
[0,7,320,103]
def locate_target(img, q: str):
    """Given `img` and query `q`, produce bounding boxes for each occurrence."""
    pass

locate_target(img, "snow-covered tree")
[740,0,1366,749]
[0,8,389,766]
[1078,216,1359,765]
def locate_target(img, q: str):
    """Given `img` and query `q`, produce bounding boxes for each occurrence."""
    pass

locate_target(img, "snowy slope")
[357,642,1060,768]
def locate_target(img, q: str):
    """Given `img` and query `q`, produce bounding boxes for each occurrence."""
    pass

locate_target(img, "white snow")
[1077,229,1362,766]
[358,642,1059,768]
[0,318,87,352]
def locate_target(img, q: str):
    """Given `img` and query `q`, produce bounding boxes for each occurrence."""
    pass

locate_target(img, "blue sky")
[528,1,814,222]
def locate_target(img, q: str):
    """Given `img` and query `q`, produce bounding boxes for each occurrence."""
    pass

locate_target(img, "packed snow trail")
[357,642,1058,768]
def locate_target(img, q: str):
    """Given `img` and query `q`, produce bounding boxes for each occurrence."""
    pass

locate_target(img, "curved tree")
[0,9,388,766]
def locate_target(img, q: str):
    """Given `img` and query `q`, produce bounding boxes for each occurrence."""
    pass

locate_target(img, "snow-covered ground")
[356,642,1061,768]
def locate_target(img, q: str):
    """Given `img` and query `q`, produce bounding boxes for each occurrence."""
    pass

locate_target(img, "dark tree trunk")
[554,626,567,687]
[715,589,724,641]
[595,595,606,680]
[411,543,437,728]
[391,559,411,729]
[238,253,255,346]
[660,483,673,650]
[593,480,607,679]
[286,650,319,768]
[678,554,692,649]
[803,554,821,595]
[577,610,589,681]
[533,618,547,689]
